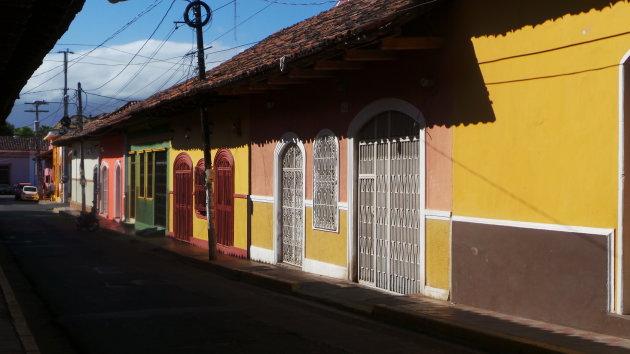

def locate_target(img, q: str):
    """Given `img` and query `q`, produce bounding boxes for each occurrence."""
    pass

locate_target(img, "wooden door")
[214,150,234,247]
[174,153,192,242]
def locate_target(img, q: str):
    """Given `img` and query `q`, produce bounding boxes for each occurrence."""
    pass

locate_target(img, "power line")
[89,0,178,91]
[260,0,336,5]
[84,91,132,102]
[21,0,164,96]
[210,3,273,43]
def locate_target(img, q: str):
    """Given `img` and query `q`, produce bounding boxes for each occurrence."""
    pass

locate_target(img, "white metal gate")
[358,111,421,294]
[100,165,108,216]
[281,144,304,266]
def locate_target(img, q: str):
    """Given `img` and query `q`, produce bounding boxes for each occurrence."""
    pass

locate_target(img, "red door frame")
[173,153,193,242]
[214,149,237,255]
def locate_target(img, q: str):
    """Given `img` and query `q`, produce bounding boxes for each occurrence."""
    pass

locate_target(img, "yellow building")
[59,0,630,337]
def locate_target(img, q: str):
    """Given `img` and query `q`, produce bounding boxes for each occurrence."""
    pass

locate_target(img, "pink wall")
[249,51,453,210]
[99,135,125,220]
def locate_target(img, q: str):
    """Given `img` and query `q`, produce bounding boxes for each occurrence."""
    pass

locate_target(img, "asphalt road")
[0,196,481,354]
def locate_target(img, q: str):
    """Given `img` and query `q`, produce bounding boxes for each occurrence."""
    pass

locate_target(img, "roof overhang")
[0,0,86,122]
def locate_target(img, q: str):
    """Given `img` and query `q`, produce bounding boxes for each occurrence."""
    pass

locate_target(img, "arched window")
[195,159,206,217]
[312,130,338,231]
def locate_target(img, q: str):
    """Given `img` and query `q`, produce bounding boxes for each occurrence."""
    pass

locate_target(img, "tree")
[37,125,52,138]
[0,121,15,136]
[14,126,34,137]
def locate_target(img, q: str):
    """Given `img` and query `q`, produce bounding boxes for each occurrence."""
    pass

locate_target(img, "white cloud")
[10,39,243,126]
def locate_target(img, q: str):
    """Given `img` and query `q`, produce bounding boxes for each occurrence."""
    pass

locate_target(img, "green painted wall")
[127,139,170,231]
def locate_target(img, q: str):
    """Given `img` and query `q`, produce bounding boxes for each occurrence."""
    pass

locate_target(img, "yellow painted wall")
[305,207,347,267]
[167,143,249,246]
[167,146,206,238]
[425,219,450,290]
[251,201,274,250]
[234,197,248,250]
[453,2,630,228]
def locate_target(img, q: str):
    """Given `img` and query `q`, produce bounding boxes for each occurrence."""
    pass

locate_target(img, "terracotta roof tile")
[54,101,140,145]
[60,0,430,140]
[0,136,48,151]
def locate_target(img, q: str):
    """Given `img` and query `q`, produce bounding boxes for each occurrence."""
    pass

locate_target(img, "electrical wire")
[89,0,177,91]
[211,3,272,43]
[21,0,165,96]
[260,0,336,5]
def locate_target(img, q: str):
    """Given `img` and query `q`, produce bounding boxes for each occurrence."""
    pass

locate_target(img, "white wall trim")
[452,215,614,236]
[617,50,630,314]
[424,285,449,301]
[426,209,452,221]
[347,98,426,291]
[250,245,275,264]
[303,258,348,279]
[250,195,274,203]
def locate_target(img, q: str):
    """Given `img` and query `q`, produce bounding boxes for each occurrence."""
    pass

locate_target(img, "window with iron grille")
[312,132,338,231]
[195,159,206,217]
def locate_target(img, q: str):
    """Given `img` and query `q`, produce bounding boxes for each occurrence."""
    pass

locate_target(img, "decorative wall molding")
[250,195,274,203]
[426,209,451,221]
[250,246,275,264]
[452,215,613,236]
[424,285,449,301]
[303,258,347,279]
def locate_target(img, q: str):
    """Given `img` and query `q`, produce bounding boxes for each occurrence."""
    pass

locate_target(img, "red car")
[13,183,33,200]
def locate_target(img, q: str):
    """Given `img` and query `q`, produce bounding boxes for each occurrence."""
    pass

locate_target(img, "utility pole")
[77,82,86,212]
[59,49,73,118]
[25,101,48,196]
[184,1,216,260]
[59,49,73,203]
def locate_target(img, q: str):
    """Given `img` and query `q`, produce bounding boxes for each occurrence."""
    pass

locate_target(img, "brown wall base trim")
[452,220,610,333]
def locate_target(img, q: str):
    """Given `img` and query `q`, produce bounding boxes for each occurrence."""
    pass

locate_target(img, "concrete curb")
[370,304,576,354]
[0,259,40,354]
[147,243,576,353]
[54,208,625,353]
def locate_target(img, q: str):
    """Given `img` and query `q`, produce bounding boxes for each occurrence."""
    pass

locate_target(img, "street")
[0,196,481,354]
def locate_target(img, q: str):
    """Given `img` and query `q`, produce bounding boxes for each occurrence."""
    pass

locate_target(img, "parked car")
[0,184,11,194]
[19,185,39,202]
[13,183,32,200]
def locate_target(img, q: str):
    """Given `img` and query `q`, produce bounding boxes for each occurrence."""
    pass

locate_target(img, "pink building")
[98,135,125,221]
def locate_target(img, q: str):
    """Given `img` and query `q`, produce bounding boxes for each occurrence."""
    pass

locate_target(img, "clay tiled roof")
[54,101,141,145]
[0,136,49,152]
[142,0,428,109]
[0,0,86,122]
[59,0,433,140]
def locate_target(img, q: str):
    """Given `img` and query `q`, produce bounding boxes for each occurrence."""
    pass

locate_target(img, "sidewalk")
[0,237,38,354]
[52,206,630,353]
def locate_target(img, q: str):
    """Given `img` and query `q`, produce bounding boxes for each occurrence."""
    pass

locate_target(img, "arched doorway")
[349,99,426,295]
[214,149,235,248]
[278,142,305,267]
[100,164,109,217]
[173,153,193,242]
[114,162,122,220]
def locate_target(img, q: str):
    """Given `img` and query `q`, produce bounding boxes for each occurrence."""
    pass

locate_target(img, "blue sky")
[8,0,336,129]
